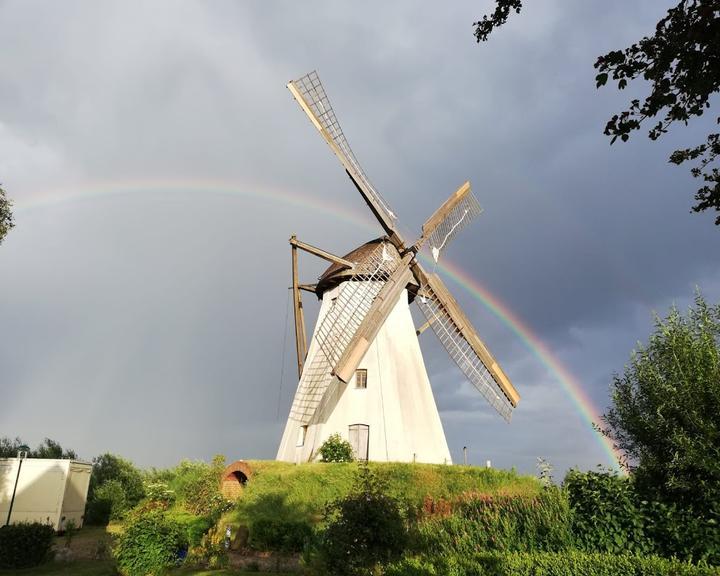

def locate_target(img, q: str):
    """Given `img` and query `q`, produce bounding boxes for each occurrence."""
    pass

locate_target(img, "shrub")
[318,465,408,575]
[643,499,720,565]
[114,510,188,576]
[564,468,652,554]
[416,489,574,555]
[185,516,215,547]
[318,433,354,463]
[86,453,145,524]
[172,455,230,518]
[385,551,719,576]
[145,481,176,506]
[0,522,55,569]
[249,518,313,553]
[186,524,229,570]
[89,453,145,506]
[91,479,129,523]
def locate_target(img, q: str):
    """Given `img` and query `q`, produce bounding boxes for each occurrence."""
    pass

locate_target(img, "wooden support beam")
[416,319,433,336]
[291,235,308,379]
[289,236,354,268]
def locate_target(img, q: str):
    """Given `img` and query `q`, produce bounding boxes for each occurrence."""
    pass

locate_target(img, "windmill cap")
[315,237,419,301]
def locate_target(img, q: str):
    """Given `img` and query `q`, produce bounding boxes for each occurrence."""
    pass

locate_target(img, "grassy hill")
[228,461,541,527]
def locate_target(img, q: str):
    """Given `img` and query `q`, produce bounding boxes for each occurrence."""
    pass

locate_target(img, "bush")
[318,433,354,463]
[145,481,176,506]
[564,468,720,563]
[564,468,652,554]
[416,489,573,555]
[318,465,408,575]
[170,455,230,518]
[114,510,188,576]
[92,479,130,523]
[86,453,145,524]
[249,518,313,553]
[0,522,55,569]
[385,551,719,576]
[644,499,720,565]
[89,453,145,506]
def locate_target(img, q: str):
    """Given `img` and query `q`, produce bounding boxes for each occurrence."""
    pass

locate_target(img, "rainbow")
[12,179,623,469]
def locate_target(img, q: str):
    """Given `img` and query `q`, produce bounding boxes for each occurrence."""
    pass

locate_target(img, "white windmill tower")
[277,72,520,464]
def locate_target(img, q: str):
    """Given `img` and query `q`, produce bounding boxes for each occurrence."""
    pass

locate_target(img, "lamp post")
[5,446,29,526]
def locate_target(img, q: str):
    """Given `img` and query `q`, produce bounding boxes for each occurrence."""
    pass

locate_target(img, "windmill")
[277,71,520,464]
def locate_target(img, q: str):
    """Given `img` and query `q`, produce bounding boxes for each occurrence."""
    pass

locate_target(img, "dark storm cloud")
[1,0,717,475]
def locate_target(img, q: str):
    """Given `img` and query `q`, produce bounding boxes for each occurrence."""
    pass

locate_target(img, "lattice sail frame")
[288,242,400,423]
[290,72,397,226]
[426,192,482,262]
[416,286,515,421]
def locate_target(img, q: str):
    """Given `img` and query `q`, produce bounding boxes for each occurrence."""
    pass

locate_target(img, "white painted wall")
[0,458,92,530]
[278,285,452,464]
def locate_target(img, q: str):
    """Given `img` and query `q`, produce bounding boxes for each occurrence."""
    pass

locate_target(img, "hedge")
[0,522,55,569]
[385,551,719,576]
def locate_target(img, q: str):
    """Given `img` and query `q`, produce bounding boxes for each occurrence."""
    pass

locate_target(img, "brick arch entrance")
[220,461,253,500]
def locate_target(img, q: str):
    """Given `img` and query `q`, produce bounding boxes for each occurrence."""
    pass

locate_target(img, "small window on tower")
[297,425,307,447]
[355,369,367,389]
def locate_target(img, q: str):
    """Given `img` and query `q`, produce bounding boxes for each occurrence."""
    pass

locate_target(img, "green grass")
[228,460,540,527]
[0,561,294,576]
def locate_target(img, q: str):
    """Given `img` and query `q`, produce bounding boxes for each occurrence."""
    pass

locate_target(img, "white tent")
[0,458,92,530]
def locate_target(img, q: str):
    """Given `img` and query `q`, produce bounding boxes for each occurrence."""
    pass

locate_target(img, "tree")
[0,437,76,459]
[474,1,720,224]
[31,438,77,460]
[0,185,13,245]
[88,453,145,506]
[599,293,720,509]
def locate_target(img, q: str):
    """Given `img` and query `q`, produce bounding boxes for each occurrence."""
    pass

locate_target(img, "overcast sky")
[1,1,718,477]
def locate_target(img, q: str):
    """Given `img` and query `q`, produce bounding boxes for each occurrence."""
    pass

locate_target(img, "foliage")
[62,519,78,548]
[318,433,355,462]
[86,454,145,524]
[317,464,408,575]
[0,522,55,569]
[475,1,720,223]
[185,523,229,570]
[0,185,13,246]
[249,519,313,553]
[145,481,176,506]
[91,479,129,523]
[594,1,720,223]
[385,550,719,576]
[0,436,77,459]
[174,456,230,518]
[644,499,720,565]
[473,0,522,42]
[564,467,720,564]
[564,468,651,554]
[599,293,720,509]
[415,489,574,555]
[229,460,540,530]
[113,510,187,576]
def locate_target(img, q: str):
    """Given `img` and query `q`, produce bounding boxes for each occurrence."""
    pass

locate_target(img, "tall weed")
[415,488,573,555]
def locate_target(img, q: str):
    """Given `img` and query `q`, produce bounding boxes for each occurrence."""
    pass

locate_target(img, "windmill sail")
[415,271,519,421]
[287,71,398,235]
[287,241,400,423]
[419,182,483,262]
